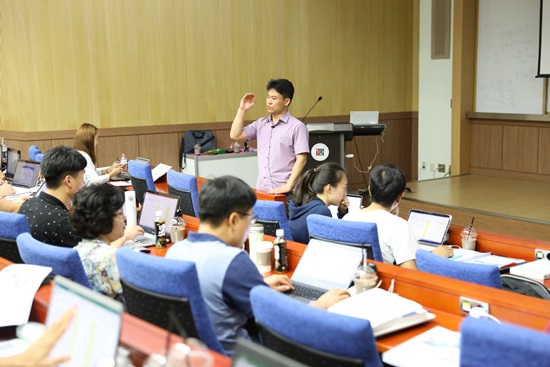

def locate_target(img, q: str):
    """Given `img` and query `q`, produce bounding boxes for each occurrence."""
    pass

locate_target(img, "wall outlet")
[422,161,426,170]
[535,248,550,260]
[437,164,445,173]
[459,297,489,314]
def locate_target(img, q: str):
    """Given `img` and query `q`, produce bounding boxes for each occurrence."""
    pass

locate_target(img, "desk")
[0,258,231,367]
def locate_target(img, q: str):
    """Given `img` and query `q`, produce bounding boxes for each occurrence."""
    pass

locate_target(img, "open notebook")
[46,276,123,367]
[288,238,362,302]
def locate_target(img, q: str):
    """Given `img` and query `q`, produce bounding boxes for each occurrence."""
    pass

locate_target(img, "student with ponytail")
[288,162,349,244]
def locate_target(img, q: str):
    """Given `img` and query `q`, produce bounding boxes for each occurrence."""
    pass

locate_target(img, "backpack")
[179,130,216,169]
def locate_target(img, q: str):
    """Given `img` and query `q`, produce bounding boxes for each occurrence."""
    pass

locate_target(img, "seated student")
[0,171,28,213]
[344,164,453,269]
[19,146,87,248]
[165,175,349,355]
[288,162,349,244]
[73,123,123,185]
[0,307,75,367]
[69,184,143,299]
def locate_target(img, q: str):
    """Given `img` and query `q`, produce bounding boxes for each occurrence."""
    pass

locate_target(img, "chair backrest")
[0,212,30,263]
[460,316,550,367]
[127,160,156,205]
[416,249,503,288]
[500,273,550,299]
[16,233,91,288]
[306,214,383,262]
[35,153,44,162]
[250,285,382,367]
[253,200,293,240]
[166,169,199,217]
[115,247,225,354]
[28,145,42,161]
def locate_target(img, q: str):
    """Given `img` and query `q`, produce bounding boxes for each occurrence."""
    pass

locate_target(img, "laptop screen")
[407,209,452,246]
[46,275,123,367]
[139,191,180,234]
[12,160,41,188]
[329,194,363,218]
[6,148,21,178]
[292,238,362,290]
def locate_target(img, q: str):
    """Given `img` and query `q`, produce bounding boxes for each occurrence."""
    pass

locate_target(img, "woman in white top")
[73,123,123,185]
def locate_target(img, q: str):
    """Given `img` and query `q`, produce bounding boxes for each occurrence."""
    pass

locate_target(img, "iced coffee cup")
[353,266,378,294]
[461,227,478,250]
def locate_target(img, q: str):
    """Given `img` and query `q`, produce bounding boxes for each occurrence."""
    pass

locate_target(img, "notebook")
[350,111,379,125]
[124,190,180,247]
[407,209,452,248]
[46,275,123,367]
[5,148,21,179]
[9,160,41,195]
[288,238,362,302]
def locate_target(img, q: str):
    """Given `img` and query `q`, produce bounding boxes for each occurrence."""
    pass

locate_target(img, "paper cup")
[255,241,273,274]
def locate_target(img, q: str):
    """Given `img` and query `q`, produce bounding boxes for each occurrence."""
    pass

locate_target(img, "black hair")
[69,183,125,239]
[41,145,87,189]
[198,175,256,227]
[266,79,294,102]
[292,162,346,206]
[368,164,406,207]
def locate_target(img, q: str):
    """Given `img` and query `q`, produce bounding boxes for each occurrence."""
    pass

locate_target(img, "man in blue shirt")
[166,175,349,354]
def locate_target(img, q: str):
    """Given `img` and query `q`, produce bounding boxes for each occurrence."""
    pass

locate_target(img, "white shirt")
[78,150,110,185]
[343,209,419,265]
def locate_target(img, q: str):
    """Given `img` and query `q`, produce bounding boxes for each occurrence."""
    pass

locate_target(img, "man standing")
[166,176,348,354]
[230,79,309,197]
[19,146,86,247]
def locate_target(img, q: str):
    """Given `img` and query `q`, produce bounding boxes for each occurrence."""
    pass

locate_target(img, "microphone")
[302,96,323,123]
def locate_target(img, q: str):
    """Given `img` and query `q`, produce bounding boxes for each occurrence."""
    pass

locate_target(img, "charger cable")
[469,306,502,324]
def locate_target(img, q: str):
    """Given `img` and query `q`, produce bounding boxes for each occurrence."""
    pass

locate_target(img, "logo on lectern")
[311,143,329,161]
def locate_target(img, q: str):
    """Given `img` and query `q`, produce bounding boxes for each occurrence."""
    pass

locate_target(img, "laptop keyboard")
[289,282,325,301]
[131,234,155,246]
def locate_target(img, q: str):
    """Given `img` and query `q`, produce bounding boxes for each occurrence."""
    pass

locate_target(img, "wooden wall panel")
[1,0,416,132]
[138,133,180,170]
[538,128,550,175]
[502,126,539,173]
[470,124,502,169]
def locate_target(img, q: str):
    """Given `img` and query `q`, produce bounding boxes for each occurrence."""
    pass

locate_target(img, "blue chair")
[127,160,156,205]
[16,233,91,288]
[416,249,503,288]
[35,153,44,162]
[0,212,30,263]
[250,285,382,367]
[115,247,225,354]
[460,317,550,367]
[28,145,41,161]
[166,169,199,217]
[253,200,293,240]
[306,214,383,262]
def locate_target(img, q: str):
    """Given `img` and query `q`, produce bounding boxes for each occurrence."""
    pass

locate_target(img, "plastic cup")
[255,241,274,274]
[353,268,378,294]
[461,227,478,250]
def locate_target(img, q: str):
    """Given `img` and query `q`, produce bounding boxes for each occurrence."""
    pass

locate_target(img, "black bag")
[179,130,216,169]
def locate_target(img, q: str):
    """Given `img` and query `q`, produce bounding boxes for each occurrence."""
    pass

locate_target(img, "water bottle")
[274,229,288,272]
[120,153,127,173]
[154,210,167,248]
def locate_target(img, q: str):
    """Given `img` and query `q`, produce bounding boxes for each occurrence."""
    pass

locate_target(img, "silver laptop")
[9,160,41,195]
[124,191,179,247]
[46,275,123,367]
[407,209,452,248]
[288,238,362,302]
[4,180,45,201]
[350,111,379,125]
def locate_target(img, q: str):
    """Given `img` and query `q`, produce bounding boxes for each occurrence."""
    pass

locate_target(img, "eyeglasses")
[235,211,258,224]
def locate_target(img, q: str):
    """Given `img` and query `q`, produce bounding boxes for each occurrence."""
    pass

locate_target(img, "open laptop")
[288,238,363,302]
[407,209,452,249]
[124,190,180,247]
[4,180,45,201]
[5,148,21,179]
[46,275,123,367]
[232,338,308,367]
[9,160,41,195]
[329,194,363,218]
[350,111,379,125]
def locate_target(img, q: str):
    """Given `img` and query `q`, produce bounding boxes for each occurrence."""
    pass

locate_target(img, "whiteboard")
[476,0,544,114]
